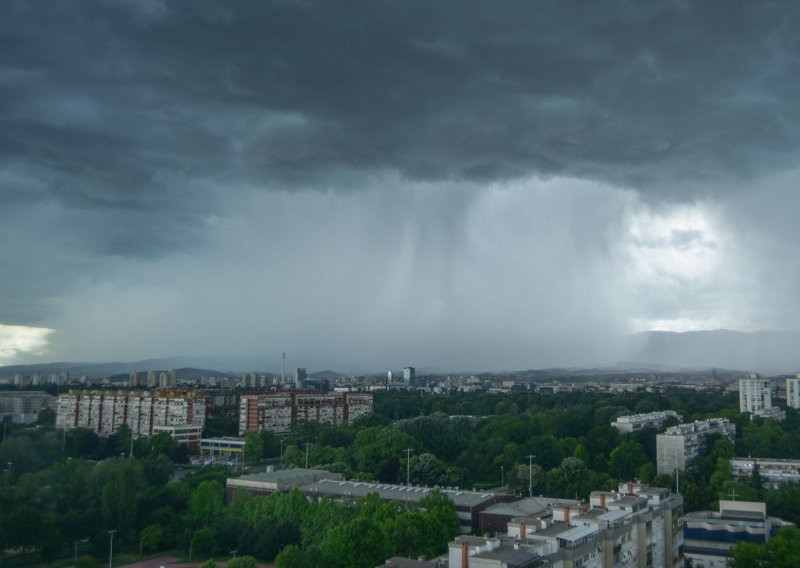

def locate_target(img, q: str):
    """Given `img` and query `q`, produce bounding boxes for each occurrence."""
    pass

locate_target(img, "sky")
[2,0,800,371]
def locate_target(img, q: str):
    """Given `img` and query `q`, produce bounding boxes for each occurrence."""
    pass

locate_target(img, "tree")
[141,524,164,552]
[190,480,225,528]
[608,440,648,480]
[243,430,263,464]
[227,556,258,568]
[275,545,305,568]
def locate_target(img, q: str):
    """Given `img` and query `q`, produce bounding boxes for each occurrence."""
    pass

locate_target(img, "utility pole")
[108,529,117,568]
[403,448,414,485]
[304,442,312,469]
[527,455,536,497]
[500,465,504,488]
[279,439,284,467]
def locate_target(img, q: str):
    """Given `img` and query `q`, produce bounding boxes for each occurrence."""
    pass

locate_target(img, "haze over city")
[2,1,800,372]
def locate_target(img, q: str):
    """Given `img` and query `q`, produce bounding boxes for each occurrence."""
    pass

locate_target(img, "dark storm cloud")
[3,0,800,214]
[3,0,800,368]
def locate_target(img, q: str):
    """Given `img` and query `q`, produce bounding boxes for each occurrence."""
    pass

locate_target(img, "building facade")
[682,500,793,568]
[739,374,781,419]
[56,389,207,437]
[611,411,681,433]
[786,375,800,409]
[656,418,735,475]
[0,391,56,424]
[449,482,683,568]
[238,392,373,435]
[731,457,800,489]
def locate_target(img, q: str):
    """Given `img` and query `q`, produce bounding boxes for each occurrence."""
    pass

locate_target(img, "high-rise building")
[787,374,800,409]
[146,370,158,388]
[239,392,373,435]
[656,418,736,475]
[129,372,141,387]
[294,368,307,388]
[56,389,207,437]
[740,373,771,414]
[403,366,415,386]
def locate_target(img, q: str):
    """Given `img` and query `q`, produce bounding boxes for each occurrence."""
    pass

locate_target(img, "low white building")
[611,411,681,433]
[731,457,800,489]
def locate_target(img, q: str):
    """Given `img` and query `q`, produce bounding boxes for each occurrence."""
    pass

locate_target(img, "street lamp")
[74,541,79,563]
[230,549,238,559]
[108,529,117,568]
[527,454,536,498]
[500,465,504,488]
[403,448,414,486]
[279,439,284,467]
[304,442,312,469]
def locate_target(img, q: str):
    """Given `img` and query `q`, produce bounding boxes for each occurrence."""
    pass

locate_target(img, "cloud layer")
[2,1,800,369]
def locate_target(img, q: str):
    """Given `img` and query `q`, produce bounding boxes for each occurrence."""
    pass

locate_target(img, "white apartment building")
[740,373,771,414]
[656,418,736,475]
[449,482,683,568]
[731,457,800,489]
[56,389,207,437]
[611,410,681,433]
[786,375,800,409]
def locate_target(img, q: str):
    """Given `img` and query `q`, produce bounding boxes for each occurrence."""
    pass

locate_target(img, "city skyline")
[2,2,800,371]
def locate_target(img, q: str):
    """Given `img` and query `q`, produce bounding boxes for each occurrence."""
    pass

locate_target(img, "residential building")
[611,411,681,433]
[786,375,800,409]
[656,418,735,475]
[238,392,373,434]
[0,391,56,424]
[682,500,793,568]
[56,389,207,437]
[152,423,203,447]
[731,457,800,489]
[450,482,683,568]
[739,374,784,420]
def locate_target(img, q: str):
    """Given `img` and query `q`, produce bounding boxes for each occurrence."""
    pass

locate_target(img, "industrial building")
[238,392,373,434]
[611,410,681,433]
[656,418,735,475]
[56,389,207,437]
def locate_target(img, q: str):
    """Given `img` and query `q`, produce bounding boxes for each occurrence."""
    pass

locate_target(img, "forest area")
[3,387,800,567]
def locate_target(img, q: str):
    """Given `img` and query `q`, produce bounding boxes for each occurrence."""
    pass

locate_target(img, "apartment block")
[611,411,681,433]
[731,457,800,489]
[449,482,683,568]
[238,392,373,435]
[786,375,800,409]
[56,389,207,437]
[0,391,56,424]
[656,418,735,475]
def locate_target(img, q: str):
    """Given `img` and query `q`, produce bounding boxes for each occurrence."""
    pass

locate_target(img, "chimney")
[461,541,469,568]
[565,505,570,522]
[627,483,634,495]
[600,494,606,508]
[520,521,526,538]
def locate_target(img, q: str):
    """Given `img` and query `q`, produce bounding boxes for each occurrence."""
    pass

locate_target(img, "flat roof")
[302,479,496,508]
[597,509,629,522]
[558,526,599,542]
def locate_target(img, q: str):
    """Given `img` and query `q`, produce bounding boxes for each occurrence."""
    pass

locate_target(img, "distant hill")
[625,329,800,375]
